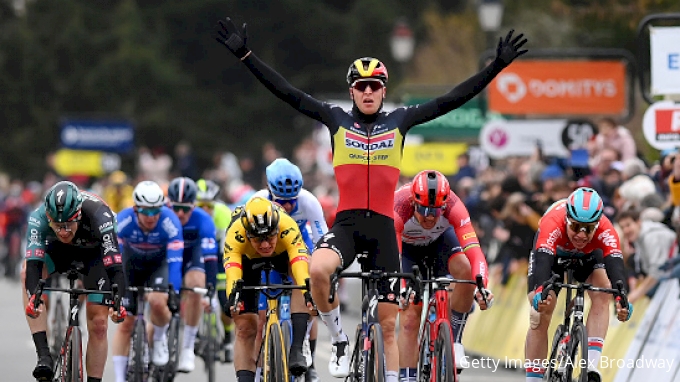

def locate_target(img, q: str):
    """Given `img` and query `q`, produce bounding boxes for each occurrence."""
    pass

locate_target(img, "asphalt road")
[3,276,523,381]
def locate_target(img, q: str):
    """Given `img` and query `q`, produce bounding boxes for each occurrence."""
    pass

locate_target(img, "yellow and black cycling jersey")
[223,204,309,297]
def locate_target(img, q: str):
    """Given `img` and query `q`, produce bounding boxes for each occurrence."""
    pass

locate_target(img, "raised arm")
[404,30,528,128]
[215,17,333,124]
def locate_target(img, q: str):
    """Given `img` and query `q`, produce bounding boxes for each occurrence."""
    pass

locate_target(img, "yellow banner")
[53,149,105,176]
[401,143,468,176]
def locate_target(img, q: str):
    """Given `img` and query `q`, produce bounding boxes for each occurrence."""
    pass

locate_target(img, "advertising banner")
[60,119,134,153]
[479,119,570,158]
[401,142,468,176]
[488,60,627,115]
[642,100,680,150]
[650,27,680,95]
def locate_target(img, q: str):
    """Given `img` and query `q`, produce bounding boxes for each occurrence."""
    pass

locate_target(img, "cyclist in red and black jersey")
[215,17,527,382]
[525,187,632,382]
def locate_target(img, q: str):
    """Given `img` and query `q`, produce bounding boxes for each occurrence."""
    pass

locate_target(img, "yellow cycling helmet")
[241,197,280,237]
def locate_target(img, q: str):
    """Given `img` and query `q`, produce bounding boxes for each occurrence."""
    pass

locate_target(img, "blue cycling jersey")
[181,207,218,287]
[117,206,184,291]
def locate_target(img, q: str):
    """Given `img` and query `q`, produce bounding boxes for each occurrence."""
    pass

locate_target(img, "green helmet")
[45,181,84,223]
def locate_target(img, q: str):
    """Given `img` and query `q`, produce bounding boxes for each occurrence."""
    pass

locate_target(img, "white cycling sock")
[319,305,345,343]
[525,361,545,382]
[113,355,128,382]
[255,366,262,382]
[587,337,604,370]
[305,319,313,339]
[386,370,399,382]
[183,325,199,349]
[153,324,169,341]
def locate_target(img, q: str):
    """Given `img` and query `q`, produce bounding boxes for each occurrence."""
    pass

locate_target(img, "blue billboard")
[60,119,134,153]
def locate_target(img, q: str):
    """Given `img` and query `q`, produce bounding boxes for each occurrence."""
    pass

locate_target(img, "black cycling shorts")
[527,249,605,295]
[314,210,401,304]
[227,253,290,317]
[401,227,464,279]
[121,247,169,314]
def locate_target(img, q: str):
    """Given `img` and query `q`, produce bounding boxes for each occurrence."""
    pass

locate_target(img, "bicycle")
[230,273,312,382]
[31,262,121,382]
[541,258,628,382]
[193,284,222,382]
[328,261,421,382]
[416,268,487,382]
[46,273,67,361]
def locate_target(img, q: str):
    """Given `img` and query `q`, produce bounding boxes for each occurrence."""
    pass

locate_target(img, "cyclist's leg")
[309,214,355,377]
[178,247,206,372]
[282,254,311,375]
[301,231,319,377]
[581,250,608,376]
[397,244,425,382]
[525,247,559,381]
[230,256,260,382]
[21,255,51,379]
[112,246,142,382]
[368,213,402,382]
[81,252,114,379]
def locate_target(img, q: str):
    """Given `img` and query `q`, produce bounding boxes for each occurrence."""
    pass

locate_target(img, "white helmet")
[133,181,165,208]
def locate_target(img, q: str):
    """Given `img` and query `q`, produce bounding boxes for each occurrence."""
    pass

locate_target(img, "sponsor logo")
[280,227,294,239]
[97,278,106,290]
[462,232,477,240]
[224,242,234,252]
[99,221,113,232]
[35,249,45,258]
[292,233,302,245]
[29,228,40,247]
[168,240,184,251]
[102,233,117,255]
[113,254,122,263]
[598,229,618,248]
[460,217,471,227]
[29,217,41,227]
[201,237,216,250]
[546,228,562,247]
[26,250,32,259]
[344,131,395,152]
[323,233,335,241]
[103,255,113,266]
[103,212,111,218]
[235,232,245,243]
[161,217,179,238]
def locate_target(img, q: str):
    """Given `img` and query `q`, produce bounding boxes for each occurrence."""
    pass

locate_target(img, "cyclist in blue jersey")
[167,177,219,373]
[251,158,327,382]
[111,181,184,382]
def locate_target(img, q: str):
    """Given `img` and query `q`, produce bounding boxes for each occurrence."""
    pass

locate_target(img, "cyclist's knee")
[184,270,205,288]
[398,307,421,334]
[378,303,398,333]
[147,293,169,313]
[87,309,109,340]
[309,249,340,282]
[234,315,258,341]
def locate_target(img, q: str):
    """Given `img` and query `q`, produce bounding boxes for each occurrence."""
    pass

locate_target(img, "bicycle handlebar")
[328,265,422,305]
[540,274,628,303]
[229,278,312,313]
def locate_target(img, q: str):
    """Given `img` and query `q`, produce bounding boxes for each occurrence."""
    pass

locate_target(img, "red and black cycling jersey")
[241,54,507,218]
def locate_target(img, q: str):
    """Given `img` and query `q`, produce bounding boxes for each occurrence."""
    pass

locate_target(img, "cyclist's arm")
[299,190,328,245]
[24,208,48,294]
[444,194,488,286]
[402,59,505,128]
[528,228,558,292]
[223,225,246,297]
[242,53,335,124]
[162,212,184,292]
[282,226,310,287]
[393,186,413,255]
[201,217,219,288]
[93,205,127,294]
[596,219,627,292]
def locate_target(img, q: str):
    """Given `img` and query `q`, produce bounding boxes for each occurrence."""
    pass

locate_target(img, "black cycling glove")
[495,29,528,67]
[215,17,250,60]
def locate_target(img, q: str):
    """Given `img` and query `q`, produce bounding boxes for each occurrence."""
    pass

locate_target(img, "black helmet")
[167,177,198,204]
[346,57,388,85]
[44,181,83,222]
[240,197,280,237]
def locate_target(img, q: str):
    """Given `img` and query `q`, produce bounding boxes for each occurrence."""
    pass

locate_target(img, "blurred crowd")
[1,118,679,307]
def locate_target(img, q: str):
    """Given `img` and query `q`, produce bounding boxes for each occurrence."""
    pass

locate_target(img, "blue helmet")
[566,187,604,224]
[266,158,303,198]
[168,177,198,204]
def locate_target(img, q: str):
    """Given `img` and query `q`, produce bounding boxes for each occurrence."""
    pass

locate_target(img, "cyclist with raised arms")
[215,17,527,382]
[23,181,127,382]
[111,181,184,382]
[224,197,313,381]
[166,177,219,373]
[394,170,493,381]
[196,178,235,362]
[252,158,328,382]
[525,187,633,382]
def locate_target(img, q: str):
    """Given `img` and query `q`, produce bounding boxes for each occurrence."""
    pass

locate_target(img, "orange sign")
[488,60,627,115]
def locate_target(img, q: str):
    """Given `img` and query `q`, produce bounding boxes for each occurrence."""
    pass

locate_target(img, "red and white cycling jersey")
[535,200,622,258]
[393,183,488,284]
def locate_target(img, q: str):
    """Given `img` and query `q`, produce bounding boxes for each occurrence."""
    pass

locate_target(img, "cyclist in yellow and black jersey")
[223,197,312,381]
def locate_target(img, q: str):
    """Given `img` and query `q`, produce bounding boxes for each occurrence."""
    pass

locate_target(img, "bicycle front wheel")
[162,315,181,382]
[433,322,454,382]
[348,325,363,382]
[51,299,67,360]
[545,324,568,381]
[565,322,589,382]
[128,319,147,382]
[68,327,83,382]
[204,312,217,382]
[367,324,386,382]
[417,320,432,382]
[264,323,288,382]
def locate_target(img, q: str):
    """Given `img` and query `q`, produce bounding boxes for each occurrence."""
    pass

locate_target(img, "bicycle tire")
[281,319,293,355]
[348,325,362,382]
[69,327,83,382]
[416,319,432,382]
[51,299,67,360]
[162,315,181,382]
[545,324,568,382]
[367,324,386,382]
[433,322,454,382]
[205,312,217,382]
[128,319,147,382]
[565,322,589,382]
[264,323,288,382]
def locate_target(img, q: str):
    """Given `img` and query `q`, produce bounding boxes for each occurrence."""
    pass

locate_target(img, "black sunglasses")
[352,80,384,92]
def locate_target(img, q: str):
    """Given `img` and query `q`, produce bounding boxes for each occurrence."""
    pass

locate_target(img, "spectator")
[173,140,198,179]
[589,117,637,166]
[138,146,173,184]
[452,152,476,182]
[616,208,678,303]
